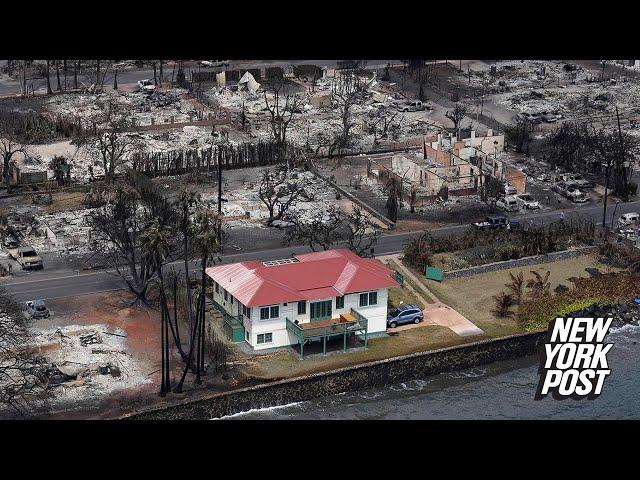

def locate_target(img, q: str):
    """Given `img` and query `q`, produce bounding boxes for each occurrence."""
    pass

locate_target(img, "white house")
[206,249,399,354]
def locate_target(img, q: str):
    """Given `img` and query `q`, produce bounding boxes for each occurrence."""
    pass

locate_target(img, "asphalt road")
[3,200,639,302]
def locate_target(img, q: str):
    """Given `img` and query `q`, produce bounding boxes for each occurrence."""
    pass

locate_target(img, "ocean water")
[225,324,640,420]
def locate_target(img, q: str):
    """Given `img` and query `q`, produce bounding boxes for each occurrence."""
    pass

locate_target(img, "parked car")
[472,215,520,231]
[7,246,43,270]
[397,100,426,112]
[558,173,593,189]
[535,173,551,182]
[542,113,558,123]
[25,300,50,319]
[552,182,589,203]
[565,184,589,203]
[387,305,423,328]
[503,184,517,196]
[617,212,640,228]
[137,79,155,92]
[496,195,519,212]
[515,193,540,210]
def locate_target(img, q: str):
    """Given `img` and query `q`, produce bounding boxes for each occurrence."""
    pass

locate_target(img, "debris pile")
[28,324,150,404]
[44,88,198,128]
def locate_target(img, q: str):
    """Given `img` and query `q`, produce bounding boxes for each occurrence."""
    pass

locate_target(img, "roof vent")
[262,258,299,267]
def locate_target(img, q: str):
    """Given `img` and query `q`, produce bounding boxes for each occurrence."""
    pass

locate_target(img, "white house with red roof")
[206,249,398,352]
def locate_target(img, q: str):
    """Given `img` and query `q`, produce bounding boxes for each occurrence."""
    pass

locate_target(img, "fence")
[130,141,305,177]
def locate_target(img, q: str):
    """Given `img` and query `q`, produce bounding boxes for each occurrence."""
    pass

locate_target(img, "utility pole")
[616,104,627,197]
[213,124,224,250]
[601,105,625,228]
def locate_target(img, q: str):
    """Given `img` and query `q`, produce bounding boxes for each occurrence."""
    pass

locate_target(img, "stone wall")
[124,331,546,420]
[443,246,598,279]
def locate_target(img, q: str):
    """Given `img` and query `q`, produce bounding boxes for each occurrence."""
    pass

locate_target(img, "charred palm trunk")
[56,61,62,92]
[159,294,168,396]
[45,60,52,94]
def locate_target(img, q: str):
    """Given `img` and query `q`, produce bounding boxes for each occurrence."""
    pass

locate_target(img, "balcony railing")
[286,308,369,358]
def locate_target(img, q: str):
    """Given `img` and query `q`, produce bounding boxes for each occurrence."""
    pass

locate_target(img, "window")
[224,291,228,302]
[260,306,279,320]
[359,293,368,307]
[369,291,378,306]
[242,305,251,318]
[310,300,332,321]
[336,296,344,309]
[246,307,251,318]
[215,282,219,294]
[298,301,306,315]
[359,291,378,307]
[231,295,234,305]
[257,333,273,344]
[245,330,249,341]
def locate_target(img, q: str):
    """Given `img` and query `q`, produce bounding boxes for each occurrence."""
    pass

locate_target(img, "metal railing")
[286,310,368,341]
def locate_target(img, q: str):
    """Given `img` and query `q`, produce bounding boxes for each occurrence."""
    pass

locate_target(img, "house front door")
[310,300,332,322]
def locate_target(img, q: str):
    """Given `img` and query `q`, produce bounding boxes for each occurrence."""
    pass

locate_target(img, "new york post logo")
[535,317,613,400]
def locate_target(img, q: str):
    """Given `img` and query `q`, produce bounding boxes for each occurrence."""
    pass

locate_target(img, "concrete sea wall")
[125,331,546,420]
[443,245,598,279]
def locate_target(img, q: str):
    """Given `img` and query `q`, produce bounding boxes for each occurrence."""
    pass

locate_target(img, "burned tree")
[505,117,534,155]
[480,174,505,210]
[0,133,25,194]
[0,288,48,417]
[445,102,468,138]
[342,206,381,257]
[175,207,223,392]
[87,172,177,305]
[140,218,174,395]
[283,204,380,256]
[258,167,312,224]
[384,176,401,223]
[331,72,366,155]
[588,122,638,203]
[282,205,343,252]
[79,98,140,182]
[263,79,301,167]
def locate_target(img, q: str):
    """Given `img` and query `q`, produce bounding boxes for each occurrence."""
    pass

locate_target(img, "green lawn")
[421,254,619,337]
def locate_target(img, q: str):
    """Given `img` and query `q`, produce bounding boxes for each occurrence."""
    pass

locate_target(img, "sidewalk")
[379,254,484,337]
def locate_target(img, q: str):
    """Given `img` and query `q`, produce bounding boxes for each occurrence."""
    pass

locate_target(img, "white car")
[137,79,156,92]
[496,196,519,212]
[503,184,517,196]
[617,212,640,228]
[515,193,540,210]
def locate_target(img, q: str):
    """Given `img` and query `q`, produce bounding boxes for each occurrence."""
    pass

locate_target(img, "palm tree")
[174,207,223,392]
[526,270,551,299]
[141,219,173,396]
[505,272,525,304]
[492,292,515,317]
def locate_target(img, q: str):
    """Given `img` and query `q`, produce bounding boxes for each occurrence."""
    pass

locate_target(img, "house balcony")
[286,308,369,359]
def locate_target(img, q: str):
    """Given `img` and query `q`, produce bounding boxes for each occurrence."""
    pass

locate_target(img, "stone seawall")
[444,246,598,279]
[125,331,546,420]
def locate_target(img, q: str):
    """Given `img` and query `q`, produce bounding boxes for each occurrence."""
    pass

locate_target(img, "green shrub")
[518,294,608,332]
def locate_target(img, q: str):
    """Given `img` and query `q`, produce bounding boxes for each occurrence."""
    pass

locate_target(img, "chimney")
[437,133,442,145]
[470,130,476,140]
[487,128,493,137]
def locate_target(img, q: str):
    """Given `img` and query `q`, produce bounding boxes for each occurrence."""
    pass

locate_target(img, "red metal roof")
[206,248,398,307]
